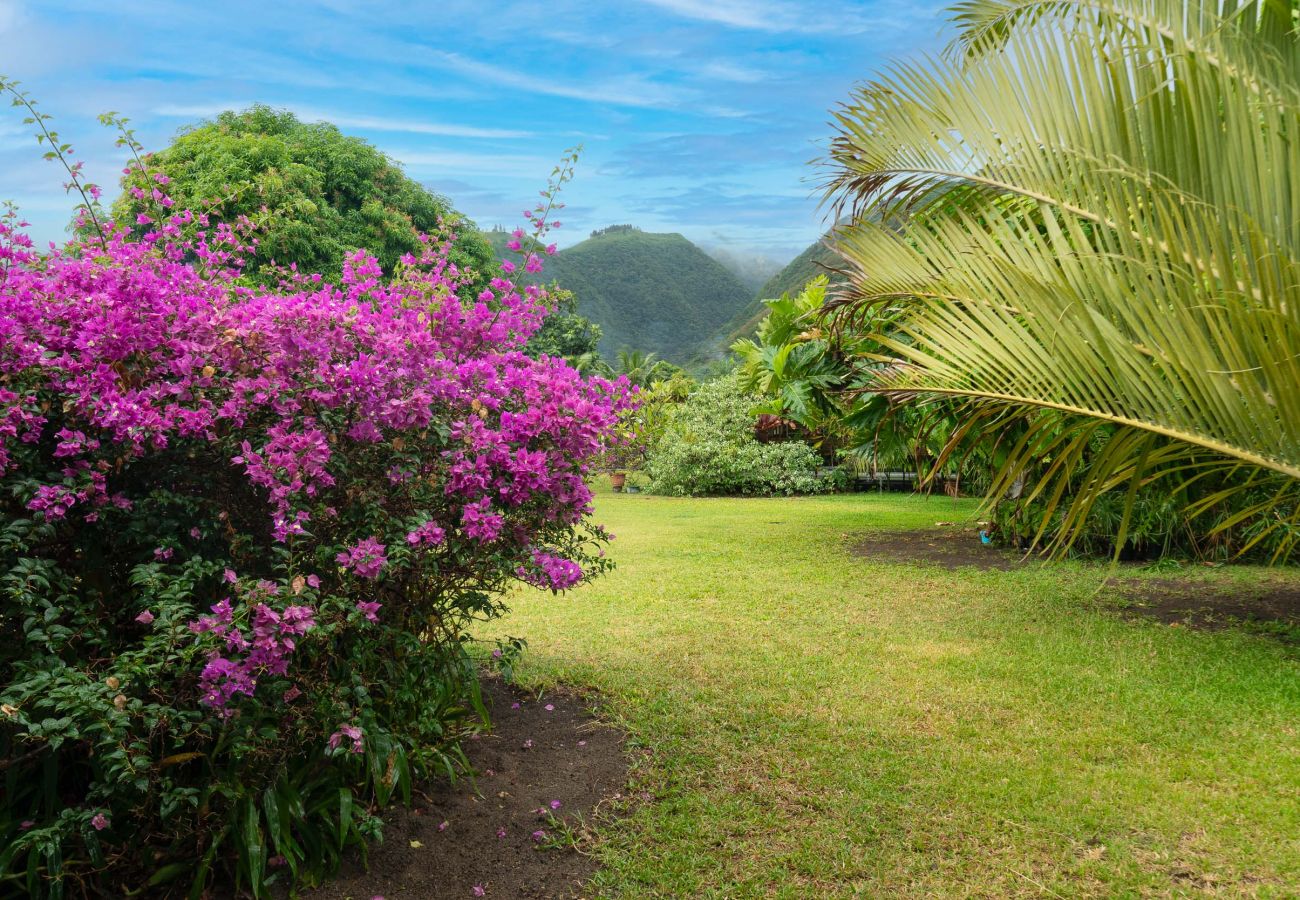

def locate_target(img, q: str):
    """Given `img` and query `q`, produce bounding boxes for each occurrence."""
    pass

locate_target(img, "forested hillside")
[484,225,752,363]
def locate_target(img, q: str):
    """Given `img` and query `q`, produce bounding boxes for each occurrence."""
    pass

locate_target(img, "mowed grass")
[480,491,1300,898]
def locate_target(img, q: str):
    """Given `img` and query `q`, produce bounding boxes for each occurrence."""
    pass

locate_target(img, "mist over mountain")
[713,233,848,346]
[700,244,787,295]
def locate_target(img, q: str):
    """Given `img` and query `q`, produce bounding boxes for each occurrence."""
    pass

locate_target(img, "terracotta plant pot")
[609,472,627,492]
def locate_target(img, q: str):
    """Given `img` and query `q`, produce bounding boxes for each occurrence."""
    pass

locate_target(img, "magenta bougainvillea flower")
[405,520,446,547]
[336,538,388,579]
[328,724,364,754]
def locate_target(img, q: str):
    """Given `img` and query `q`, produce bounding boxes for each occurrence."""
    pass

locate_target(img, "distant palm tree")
[568,351,605,376]
[609,349,676,388]
[826,0,1300,558]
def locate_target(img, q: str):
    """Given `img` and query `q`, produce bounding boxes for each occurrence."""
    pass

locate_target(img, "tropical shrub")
[597,371,693,476]
[111,105,495,285]
[646,374,832,496]
[734,277,989,493]
[0,118,626,897]
[825,0,1300,560]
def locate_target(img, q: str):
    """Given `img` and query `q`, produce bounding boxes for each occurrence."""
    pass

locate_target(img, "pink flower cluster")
[189,589,317,715]
[328,723,364,753]
[233,421,335,542]
[405,520,446,547]
[336,537,388,579]
[518,549,584,591]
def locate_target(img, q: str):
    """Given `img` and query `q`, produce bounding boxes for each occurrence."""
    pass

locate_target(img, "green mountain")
[483,225,753,365]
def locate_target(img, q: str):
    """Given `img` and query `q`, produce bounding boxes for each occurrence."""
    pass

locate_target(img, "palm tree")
[610,349,677,389]
[825,0,1300,559]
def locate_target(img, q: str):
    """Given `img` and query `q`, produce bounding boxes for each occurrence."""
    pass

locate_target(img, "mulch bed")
[850,527,1026,571]
[307,678,628,900]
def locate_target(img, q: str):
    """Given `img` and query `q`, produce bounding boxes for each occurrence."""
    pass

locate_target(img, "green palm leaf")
[826,0,1300,558]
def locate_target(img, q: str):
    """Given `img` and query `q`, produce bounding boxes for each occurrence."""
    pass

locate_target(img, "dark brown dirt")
[851,527,1300,634]
[307,678,628,900]
[1117,576,1300,632]
[851,527,1026,571]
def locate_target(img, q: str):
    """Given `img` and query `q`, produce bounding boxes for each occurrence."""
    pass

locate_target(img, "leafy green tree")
[734,277,988,491]
[113,105,494,282]
[826,0,1300,559]
[733,277,856,445]
[524,287,603,362]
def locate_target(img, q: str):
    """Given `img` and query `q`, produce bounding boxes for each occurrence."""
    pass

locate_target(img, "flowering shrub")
[0,114,627,897]
[646,373,833,496]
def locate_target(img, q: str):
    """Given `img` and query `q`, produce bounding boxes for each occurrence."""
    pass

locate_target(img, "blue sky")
[0,0,947,261]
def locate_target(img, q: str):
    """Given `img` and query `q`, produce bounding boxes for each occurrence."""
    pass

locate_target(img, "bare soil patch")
[851,527,1026,571]
[1117,576,1300,633]
[307,678,627,900]
[850,527,1300,635]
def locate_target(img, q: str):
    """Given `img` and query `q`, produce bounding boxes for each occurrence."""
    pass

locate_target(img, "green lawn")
[481,491,1300,898]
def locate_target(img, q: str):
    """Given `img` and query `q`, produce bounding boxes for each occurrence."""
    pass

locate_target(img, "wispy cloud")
[634,0,877,34]
[420,50,689,110]
[396,150,555,180]
[600,129,816,179]
[0,0,22,33]
[3,0,948,258]
[631,0,925,34]
[627,180,815,226]
[696,61,769,84]
[154,104,533,139]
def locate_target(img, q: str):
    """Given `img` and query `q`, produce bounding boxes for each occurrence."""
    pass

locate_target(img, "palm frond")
[826,0,1300,558]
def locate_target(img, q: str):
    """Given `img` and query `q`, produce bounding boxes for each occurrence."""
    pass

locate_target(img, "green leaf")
[337,787,353,848]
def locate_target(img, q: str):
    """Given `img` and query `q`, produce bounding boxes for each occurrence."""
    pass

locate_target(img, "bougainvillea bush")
[0,139,628,897]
